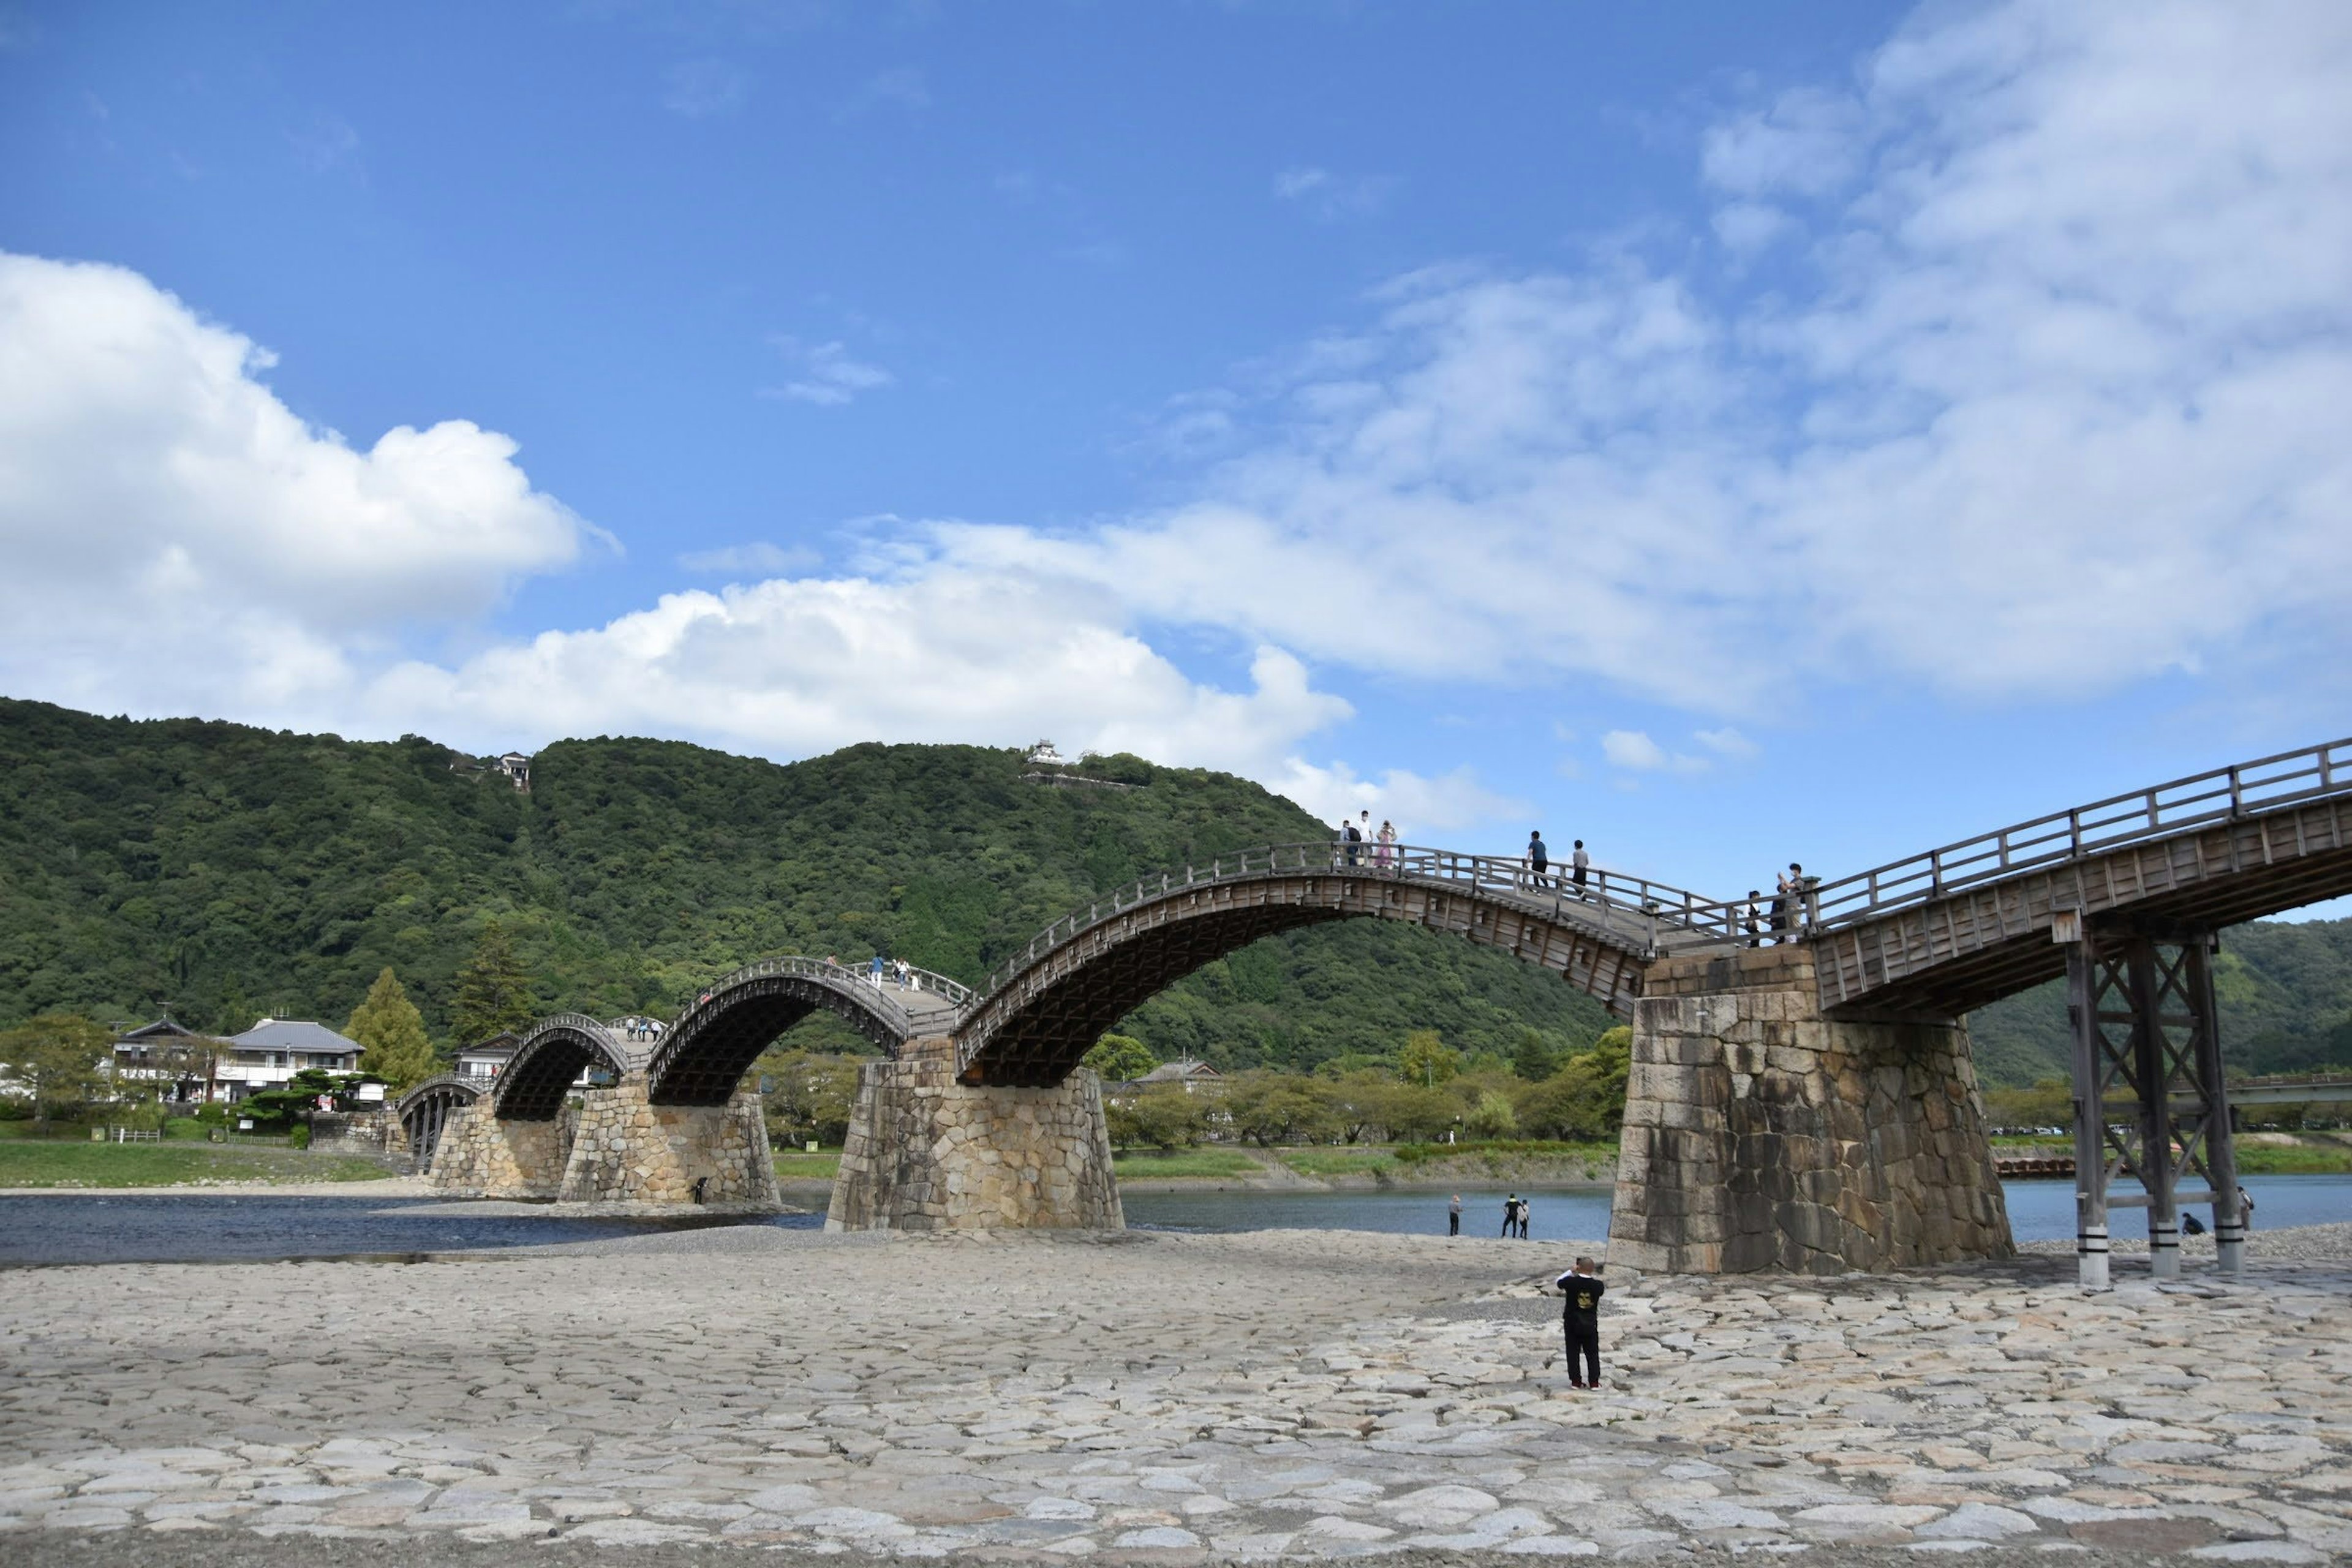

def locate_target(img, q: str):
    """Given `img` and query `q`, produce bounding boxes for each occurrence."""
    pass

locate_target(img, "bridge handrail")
[974,841,1738,1002]
[393,1073,483,1114]
[1803,736,2352,933]
[664,954,944,1044]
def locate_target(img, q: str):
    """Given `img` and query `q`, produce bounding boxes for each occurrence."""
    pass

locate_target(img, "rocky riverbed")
[2,1218,2348,1564]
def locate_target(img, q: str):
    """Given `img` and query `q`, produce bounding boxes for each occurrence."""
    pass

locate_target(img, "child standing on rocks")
[1557,1256,1605,1389]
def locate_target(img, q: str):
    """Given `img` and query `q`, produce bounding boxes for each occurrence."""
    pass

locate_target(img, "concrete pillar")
[1608,947,2014,1275]
[425,1100,572,1199]
[556,1071,781,1210]
[827,1040,1123,1231]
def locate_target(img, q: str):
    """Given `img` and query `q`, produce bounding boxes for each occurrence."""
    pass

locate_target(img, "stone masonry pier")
[425,1101,571,1200]
[828,1039,1121,1231]
[1609,946,2012,1275]
[558,1072,779,1209]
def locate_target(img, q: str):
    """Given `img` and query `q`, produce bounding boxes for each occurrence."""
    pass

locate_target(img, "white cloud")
[1268,758,1529,837]
[1700,86,1863,198]
[1693,727,1757,758]
[0,252,599,722]
[677,541,820,576]
[371,572,1352,777]
[1273,165,1398,221]
[1601,731,1667,770]
[1710,200,1791,253]
[762,337,894,405]
[930,1,2352,718]
[663,59,748,118]
[0,254,1397,827]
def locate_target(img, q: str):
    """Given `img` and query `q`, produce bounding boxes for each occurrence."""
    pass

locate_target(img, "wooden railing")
[973,841,1734,1003]
[662,954,976,1044]
[1804,735,2352,933]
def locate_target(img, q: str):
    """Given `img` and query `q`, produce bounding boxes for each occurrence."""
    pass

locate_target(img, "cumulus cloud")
[371,573,1351,774]
[1268,758,1530,837]
[1600,731,1668,771]
[0,252,599,721]
[10,0,2348,841]
[0,252,1417,826]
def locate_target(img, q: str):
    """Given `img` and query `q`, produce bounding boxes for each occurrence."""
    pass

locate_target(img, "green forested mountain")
[1968,916,2352,1085]
[0,698,1613,1069]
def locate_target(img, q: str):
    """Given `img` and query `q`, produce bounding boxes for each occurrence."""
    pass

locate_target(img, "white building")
[110,1017,220,1102]
[454,1031,521,1082]
[209,1019,364,1102]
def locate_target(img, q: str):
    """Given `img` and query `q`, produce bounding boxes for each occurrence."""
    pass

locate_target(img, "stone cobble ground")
[2,1221,2348,1562]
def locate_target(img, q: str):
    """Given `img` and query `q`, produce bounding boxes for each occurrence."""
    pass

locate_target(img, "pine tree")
[345,967,437,1089]
[448,921,538,1046]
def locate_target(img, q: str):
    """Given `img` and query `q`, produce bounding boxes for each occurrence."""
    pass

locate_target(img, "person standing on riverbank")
[1501,1195,1520,1237]
[1557,1257,1605,1389]
[1448,1194,1461,1235]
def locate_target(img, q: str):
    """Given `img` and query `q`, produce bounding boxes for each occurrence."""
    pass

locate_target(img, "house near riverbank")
[211,1020,364,1103]
[1108,1058,1224,1097]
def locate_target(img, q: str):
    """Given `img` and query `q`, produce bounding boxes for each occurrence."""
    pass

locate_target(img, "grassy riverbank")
[0,1141,393,1188]
[1992,1131,2352,1175]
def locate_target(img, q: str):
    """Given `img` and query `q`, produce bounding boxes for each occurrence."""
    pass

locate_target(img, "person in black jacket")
[1556,1257,1605,1389]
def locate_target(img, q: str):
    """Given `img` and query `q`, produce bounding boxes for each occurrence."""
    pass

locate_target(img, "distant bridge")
[444,736,2352,1100]
[424,735,2352,1264]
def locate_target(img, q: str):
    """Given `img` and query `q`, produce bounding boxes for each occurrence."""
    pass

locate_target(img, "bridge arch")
[644,956,962,1106]
[492,1014,628,1120]
[952,843,1706,1087]
[394,1074,481,1168]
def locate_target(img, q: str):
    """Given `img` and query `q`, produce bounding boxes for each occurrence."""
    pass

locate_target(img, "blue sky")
[2,1,2348,914]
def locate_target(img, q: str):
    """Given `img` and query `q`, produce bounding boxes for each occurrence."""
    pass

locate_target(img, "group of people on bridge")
[824,954,925,992]
[1333,810,1400,870]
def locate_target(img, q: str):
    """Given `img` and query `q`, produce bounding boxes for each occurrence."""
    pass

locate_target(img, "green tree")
[1083,1032,1157,1083]
[0,1012,110,1132]
[1107,1084,1208,1150]
[1518,1026,1633,1141]
[1509,1026,1558,1082]
[345,967,437,1090]
[1466,1088,1519,1139]
[239,1068,373,1134]
[758,1049,863,1147]
[1398,1030,1461,1088]
[449,922,538,1045]
[1222,1070,1340,1146]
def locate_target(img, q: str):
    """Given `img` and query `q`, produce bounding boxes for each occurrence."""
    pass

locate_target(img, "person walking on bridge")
[1526,832,1548,892]
[1378,819,1396,873]
[1570,839,1589,891]
[1556,1257,1605,1389]
[870,953,886,987]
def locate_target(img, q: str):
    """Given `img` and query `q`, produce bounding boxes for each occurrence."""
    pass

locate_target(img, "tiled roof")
[228,1020,361,1054]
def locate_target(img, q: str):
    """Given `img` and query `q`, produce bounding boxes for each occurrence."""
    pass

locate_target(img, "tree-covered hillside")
[0,698,1613,1068]
[1969,916,2352,1084]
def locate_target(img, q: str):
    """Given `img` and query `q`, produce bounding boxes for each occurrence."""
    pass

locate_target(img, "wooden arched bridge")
[424,735,2351,1275]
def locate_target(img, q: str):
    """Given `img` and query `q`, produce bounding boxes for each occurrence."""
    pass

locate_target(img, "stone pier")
[827,1040,1123,1231]
[1608,946,2012,1275]
[425,1101,571,1199]
[556,1072,780,1210]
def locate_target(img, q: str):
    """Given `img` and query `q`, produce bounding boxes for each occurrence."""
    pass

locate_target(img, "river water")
[1,1177,2343,1266]
[1123,1174,2352,1242]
